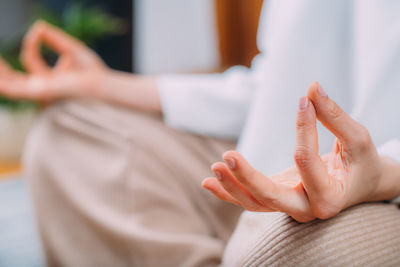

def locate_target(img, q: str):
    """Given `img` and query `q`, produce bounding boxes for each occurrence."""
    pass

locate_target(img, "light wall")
[134,0,219,74]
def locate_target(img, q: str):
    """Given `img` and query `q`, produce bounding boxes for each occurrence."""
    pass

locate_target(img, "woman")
[0,0,400,266]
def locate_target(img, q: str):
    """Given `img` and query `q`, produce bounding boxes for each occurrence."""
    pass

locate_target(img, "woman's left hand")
[0,21,107,101]
[202,82,400,222]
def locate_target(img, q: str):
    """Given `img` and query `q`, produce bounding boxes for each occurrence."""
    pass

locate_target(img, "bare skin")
[0,21,161,113]
[203,82,400,222]
[1,22,399,222]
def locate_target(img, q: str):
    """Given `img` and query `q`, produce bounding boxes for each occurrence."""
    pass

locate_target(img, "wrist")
[370,156,400,202]
[83,69,161,113]
[81,68,111,98]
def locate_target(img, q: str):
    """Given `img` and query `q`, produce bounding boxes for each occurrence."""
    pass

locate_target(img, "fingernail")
[298,96,308,110]
[225,158,236,169]
[215,171,222,180]
[317,83,327,97]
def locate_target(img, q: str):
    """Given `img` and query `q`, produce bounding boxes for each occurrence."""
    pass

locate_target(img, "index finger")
[307,82,367,150]
[294,96,331,199]
[21,21,83,74]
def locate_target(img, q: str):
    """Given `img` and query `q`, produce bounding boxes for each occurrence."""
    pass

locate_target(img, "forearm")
[89,69,161,113]
[371,156,400,201]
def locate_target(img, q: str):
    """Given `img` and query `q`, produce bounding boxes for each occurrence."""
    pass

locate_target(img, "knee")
[22,98,158,180]
[22,100,85,176]
[223,203,400,266]
[22,99,117,176]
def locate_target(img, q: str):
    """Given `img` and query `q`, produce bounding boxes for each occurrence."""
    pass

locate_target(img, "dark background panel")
[36,0,134,72]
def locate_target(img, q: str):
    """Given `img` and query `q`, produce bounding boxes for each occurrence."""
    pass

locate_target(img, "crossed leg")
[23,99,243,267]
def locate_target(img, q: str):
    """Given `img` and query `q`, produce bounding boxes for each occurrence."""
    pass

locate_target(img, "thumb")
[307,82,369,151]
[21,21,82,74]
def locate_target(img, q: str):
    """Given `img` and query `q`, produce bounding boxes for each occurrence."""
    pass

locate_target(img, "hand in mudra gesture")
[0,21,106,101]
[203,82,398,222]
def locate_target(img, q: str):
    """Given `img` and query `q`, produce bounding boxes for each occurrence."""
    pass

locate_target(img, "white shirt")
[157,0,400,175]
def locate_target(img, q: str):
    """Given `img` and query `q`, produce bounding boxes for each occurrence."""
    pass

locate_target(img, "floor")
[0,177,45,267]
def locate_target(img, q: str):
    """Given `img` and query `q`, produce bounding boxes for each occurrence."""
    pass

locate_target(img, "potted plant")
[0,3,125,163]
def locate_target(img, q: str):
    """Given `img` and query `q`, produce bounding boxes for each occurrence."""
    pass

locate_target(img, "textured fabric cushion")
[223,203,400,266]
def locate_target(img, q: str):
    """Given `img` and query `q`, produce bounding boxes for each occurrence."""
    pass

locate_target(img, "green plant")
[0,2,126,109]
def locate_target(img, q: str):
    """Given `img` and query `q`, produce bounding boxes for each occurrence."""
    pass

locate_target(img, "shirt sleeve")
[157,59,263,139]
[156,2,271,140]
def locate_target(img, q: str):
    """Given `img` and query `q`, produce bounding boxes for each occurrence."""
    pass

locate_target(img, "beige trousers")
[23,100,400,267]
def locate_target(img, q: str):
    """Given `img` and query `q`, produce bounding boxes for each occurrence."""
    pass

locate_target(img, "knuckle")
[296,118,314,137]
[353,126,372,151]
[245,204,261,212]
[296,118,307,129]
[312,203,341,220]
[296,118,313,132]
[328,102,343,120]
[30,22,44,35]
[259,192,276,206]
[294,215,315,223]
[294,148,313,168]
[34,20,48,30]
[247,168,260,182]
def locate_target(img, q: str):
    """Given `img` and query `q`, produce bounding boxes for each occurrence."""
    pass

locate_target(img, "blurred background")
[0,0,262,266]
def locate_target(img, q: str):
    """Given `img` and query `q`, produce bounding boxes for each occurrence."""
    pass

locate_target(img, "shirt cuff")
[156,70,252,139]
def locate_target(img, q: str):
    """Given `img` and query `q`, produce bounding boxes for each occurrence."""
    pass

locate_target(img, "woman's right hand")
[0,21,108,101]
[203,82,400,222]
